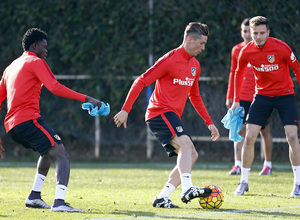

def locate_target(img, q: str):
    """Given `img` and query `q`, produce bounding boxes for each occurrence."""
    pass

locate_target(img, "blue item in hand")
[221,107,245,142]
[82,102,110,117]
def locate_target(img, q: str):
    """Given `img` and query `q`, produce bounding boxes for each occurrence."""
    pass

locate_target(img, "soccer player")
[226,18,273,176]
[231,16,300,197]
[114,22,220,208]
[0,28,105,212]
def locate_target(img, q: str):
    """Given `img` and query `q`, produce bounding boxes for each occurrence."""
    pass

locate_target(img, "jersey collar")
[23,51,38,57]
[179,46,193,61]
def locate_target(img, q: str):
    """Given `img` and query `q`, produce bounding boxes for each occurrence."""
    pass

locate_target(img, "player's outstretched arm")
[0,138,5,159]
[114,110,128,128]
[208,124,220,141]
[85,96,102,109]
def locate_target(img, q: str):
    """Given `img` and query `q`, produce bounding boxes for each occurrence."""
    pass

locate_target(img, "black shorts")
[246,94,298,127]
[146,112,191,157]
[240,100,252,124]
[8,117,63,156]
[240,99,269,129]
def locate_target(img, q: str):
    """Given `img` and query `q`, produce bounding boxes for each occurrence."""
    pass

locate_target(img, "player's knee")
[244,134,257,145]
[173,135,194,151]
[286,132,298,144]
[50,143,70,162]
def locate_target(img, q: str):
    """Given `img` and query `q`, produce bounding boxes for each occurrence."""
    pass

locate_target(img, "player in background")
[0,28,105,212]
[114,22,220,208]
[226,18,273,176]
[231,16,300,197]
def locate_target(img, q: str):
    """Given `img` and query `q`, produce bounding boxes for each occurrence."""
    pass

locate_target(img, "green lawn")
[0,162,299,220]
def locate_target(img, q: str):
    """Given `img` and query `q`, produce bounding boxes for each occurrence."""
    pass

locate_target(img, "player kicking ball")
[114,22,220,208]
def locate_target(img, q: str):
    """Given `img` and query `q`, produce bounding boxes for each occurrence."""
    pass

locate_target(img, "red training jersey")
[0,51,87,132]
[122,46,213,126]
[226,41,255,101]
[234,37,300,102]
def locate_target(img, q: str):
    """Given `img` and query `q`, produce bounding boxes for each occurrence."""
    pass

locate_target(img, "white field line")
[88,205,300,220]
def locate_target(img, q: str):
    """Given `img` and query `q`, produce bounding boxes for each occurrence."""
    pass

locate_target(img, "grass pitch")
[0,162,299,220]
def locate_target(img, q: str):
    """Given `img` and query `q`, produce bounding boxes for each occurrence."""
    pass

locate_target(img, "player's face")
[34,39,48,59]
[251,24,269,47]
[241,25,252,43]
[189,35,208,57]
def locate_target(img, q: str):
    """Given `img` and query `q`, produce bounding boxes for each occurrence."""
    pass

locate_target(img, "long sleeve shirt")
[0,51,87,132]
[122,46,213,126]
[234,37,300,102]
[227,41,255,102]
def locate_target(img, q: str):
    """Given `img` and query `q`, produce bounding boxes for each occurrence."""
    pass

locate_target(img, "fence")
[54,74,289,161]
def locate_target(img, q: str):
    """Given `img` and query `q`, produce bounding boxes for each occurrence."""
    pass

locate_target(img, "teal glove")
[82,102,110,117]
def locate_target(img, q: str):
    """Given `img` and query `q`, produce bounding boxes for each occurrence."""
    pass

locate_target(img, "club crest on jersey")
[54,134,61,141]
[191,67,196,76]
[176,126,183,133]
[267,55,275,63]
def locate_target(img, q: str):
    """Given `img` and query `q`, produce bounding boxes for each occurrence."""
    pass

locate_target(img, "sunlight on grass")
[0,162,299,219]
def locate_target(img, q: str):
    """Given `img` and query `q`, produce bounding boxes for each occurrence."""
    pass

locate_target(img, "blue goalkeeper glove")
[82,102,110,117]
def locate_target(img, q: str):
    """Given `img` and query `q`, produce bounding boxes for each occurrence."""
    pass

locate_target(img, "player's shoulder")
[154,48,176,65]
[270,37,291,51]
[234,41,247,49]
[239,41,254,53]
[232,41,247,54]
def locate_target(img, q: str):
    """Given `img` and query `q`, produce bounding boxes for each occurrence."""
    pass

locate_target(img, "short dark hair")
[22,28,48,51]
[184,22,209,40]
[250,16,269,30]
[241,18,250,27]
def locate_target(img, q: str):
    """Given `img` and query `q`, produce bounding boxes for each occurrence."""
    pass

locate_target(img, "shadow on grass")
[176,207,300,219]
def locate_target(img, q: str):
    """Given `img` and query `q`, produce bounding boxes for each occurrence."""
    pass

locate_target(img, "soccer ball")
[199,184,224,209]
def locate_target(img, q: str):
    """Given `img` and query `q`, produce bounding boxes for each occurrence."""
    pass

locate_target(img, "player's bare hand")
[0,138,5,159]
[208,124,220,141]
[226,98,233,109]
[230,102,240,115]
[114,110,128,128]
[85,96,101,109]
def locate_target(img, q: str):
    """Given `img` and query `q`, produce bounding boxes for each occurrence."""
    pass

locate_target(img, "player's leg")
[9,117,82,212]
[284,125,300,197]
[8,119,54,209]
[167,146,198,188]
[234,95,273,195]
[234,123,261,195]
[229,100,250,175]
[276,94,300,197]
[45,142,83,212]
[147,112,211,207]
[147,112,182,208]
[259,124,273,175]
[154,146,198,208]
[284,125,300,165]
[229,131,244,175]
[25,156,52,208]
[169,135,211,203]
[242,124,261,167]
